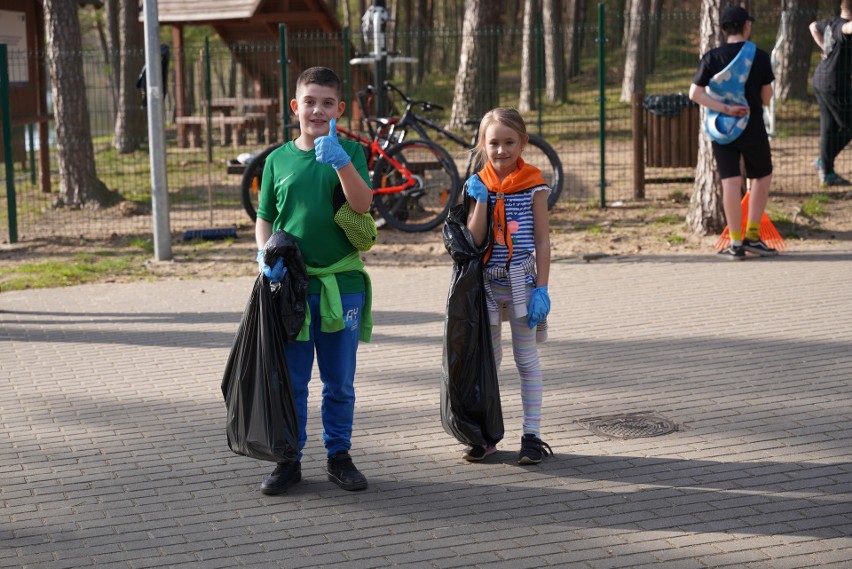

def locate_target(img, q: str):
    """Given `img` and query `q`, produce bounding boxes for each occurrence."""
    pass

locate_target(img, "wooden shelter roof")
[152,0,341,37]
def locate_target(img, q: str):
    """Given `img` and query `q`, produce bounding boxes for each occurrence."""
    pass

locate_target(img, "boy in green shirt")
[255,67,373,494]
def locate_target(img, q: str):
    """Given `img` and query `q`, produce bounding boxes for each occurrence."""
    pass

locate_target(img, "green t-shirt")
[256,139,371,294]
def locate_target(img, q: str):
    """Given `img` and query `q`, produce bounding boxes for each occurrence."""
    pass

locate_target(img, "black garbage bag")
[221,274,299,463]
[440,200,504,447]
[643,93,697,117]
[262,230,309,343]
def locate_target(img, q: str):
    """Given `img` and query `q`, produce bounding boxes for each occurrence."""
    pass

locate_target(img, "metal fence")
[0,7,827,243]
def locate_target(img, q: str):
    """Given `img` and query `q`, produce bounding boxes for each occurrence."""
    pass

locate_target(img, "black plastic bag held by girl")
[440,200,504,447]
[221,274,299,463]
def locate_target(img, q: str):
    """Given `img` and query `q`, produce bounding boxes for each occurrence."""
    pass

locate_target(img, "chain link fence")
[0,7,825,243]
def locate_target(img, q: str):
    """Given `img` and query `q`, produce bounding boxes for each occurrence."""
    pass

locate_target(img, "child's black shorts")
[711,128,773,180]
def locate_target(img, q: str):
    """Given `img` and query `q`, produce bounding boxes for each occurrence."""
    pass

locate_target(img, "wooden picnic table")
[209,97,278,145]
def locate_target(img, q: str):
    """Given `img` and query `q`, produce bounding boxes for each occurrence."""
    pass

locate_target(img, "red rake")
[715,190,787,251]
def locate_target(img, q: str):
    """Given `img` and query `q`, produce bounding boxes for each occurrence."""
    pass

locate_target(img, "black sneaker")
[742,238,779,256]
[260,461,301,495]
[327,452,368,491]
[717,244,746,260]
[462,444,497,462]
[820,172,851,187]
[518,434,553,465]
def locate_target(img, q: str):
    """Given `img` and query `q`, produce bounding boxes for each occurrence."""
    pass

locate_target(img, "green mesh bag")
[333,195,377,252]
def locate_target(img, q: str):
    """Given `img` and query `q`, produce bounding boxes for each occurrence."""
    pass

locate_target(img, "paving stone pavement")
[2,250,852,568]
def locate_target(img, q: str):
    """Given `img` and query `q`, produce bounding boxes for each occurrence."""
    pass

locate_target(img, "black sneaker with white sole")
[717,244,746,260]
[518,434,553,465]
[742,238,778,256]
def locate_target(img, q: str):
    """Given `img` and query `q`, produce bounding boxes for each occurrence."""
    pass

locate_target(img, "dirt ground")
[3,190,852,288]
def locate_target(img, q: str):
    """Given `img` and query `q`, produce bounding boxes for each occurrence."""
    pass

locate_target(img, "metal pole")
[0,44,17,243]
[373,1,387,115]
[142,0,172,260]
[27,123,35,185]
[204,37,212,161]
[597,2,607,208]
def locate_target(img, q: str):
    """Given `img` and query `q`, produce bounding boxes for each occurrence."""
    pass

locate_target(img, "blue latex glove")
[256,249,287,283]
[465,174,489,203]
[527,286,551,329]
[315,118,351,170]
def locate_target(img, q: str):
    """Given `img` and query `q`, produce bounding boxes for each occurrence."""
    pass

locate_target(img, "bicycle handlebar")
[369,81,444,113]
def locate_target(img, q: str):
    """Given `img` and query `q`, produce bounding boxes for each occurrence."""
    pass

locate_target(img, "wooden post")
[172,25,187,148]
[633,92,645,199]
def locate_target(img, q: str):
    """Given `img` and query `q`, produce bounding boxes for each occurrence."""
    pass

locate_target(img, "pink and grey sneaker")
[462,444,497,462]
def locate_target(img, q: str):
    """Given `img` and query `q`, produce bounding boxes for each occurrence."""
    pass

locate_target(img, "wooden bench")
[175,115,261,148]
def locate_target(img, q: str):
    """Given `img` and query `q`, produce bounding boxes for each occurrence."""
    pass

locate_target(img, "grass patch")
[801,194,830,217]
[654,214,684,225]
[666,234,686,245]
[127,236,155,254]
[586,225,605,234]
[0,252,149,291]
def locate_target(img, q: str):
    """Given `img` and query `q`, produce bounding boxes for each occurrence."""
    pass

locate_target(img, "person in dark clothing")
[689,5,778,259]
[810,0,852,187]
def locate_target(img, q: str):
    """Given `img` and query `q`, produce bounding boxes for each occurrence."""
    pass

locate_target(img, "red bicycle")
[240,120,460,232]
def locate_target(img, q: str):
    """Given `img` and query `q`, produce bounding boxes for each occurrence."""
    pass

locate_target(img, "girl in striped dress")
[463,108,554,465]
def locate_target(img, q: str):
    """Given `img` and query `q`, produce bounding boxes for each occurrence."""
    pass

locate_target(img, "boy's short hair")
[720,5,753,35]
[295,67,342,99]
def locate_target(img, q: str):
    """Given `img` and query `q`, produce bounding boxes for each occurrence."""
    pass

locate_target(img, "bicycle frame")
[334,124,418,196]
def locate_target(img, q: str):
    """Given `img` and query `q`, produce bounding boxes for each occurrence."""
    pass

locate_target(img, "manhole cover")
[578,413,678,440]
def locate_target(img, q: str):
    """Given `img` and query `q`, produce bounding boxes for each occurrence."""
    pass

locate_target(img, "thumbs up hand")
[315,118,351,170]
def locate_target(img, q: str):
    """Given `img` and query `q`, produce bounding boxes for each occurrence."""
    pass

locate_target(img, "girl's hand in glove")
[527,286,550,329]
[465,174,489,202]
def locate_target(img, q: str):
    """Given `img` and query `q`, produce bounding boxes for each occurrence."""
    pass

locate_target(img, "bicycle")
[375,81,564,210]
[240,120,460,232]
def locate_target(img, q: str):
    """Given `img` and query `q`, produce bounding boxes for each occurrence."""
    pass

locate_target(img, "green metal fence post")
[0,44,17,243]
[27,123,35,185]
[204,37,212,163]
[278,23,290,141]
[597,2,607,208]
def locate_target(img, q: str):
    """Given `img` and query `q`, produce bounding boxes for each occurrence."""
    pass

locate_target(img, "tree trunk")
[686,0,724,235]
[543,0,564,103]
[518,0,535,113]
[449,0,500,129]
[414,0,432,84]
[44,0,121,208]
[113,0,146,153]
[565,0,586,78]
[645,0,664,74]
[774,0,817,101]
[620,0,649,103]
[100,0,120,111]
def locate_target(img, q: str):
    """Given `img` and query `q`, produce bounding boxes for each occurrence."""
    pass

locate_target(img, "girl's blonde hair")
[471,107,529,171]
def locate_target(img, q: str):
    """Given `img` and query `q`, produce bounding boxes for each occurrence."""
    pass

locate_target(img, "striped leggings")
[488,282,543,437]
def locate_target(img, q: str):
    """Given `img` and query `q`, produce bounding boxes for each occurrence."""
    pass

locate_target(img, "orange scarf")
[477,159,547,265]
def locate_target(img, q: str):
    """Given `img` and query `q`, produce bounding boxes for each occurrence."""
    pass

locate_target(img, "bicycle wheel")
[525,134,564,210]
[372,139,460,232]
[240,143,282,222]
